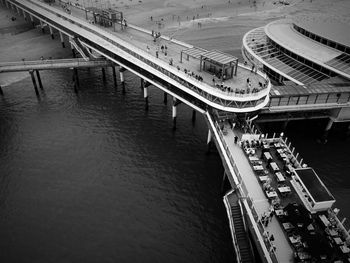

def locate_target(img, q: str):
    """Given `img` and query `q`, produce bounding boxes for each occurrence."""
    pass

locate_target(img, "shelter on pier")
[180,47,239,81]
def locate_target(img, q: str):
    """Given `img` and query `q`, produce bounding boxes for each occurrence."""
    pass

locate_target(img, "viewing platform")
[4,0,271,113]
[206,111,350,262]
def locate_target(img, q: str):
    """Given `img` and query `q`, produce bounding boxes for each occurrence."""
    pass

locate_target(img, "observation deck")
[6,0,271,113]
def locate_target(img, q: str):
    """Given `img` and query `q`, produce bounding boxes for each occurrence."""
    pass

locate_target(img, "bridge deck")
[47,0,267,99]
[222,125,294,262]
[0,58,112,72]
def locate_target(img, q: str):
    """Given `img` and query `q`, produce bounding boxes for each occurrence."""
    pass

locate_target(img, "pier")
[1,0,350,262]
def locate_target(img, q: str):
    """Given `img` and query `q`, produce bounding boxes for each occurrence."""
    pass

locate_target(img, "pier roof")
[200,50,238,66]
[294,168,335,203]
[293,14,350,49]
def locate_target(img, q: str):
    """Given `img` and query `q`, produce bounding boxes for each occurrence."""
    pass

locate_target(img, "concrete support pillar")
[119,67,125,93]
[140,78,144,91]
[143,83,148,111]
[40,20,45,34]
[102,67,106,82]
[207,129,212,153]
[49,25,54,39]
[221,172,227,193]
[30,14,35,28]
[59,31,65,48]
[282,120,289,131]
[5,0,9,8]
[322,118,334,142]
[35,70,43,90]
[172,97,177,130]
[0,85,4,96]
[163,92,167,104]
[16,5,19,14]
[192,109,196,123]
[112,66,117,87]
[70,41,76,58]
[29,70,39,96]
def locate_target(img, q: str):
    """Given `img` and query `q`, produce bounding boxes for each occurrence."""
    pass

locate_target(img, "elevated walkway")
[0,58,112,72]
[6,0,271,113]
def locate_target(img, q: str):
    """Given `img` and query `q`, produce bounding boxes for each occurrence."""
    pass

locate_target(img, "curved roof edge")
[264,20,350,80]
[242,27,304,86]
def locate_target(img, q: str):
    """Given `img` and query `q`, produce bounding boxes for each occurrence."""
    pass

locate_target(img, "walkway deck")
[0,58,112,72]
[37,0,269,100]
[222,126,294,262]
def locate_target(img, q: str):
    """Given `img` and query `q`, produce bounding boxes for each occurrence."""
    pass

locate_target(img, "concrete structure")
[243,15,350,134]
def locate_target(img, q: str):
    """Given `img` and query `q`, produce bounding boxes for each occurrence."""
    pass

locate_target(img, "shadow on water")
[0,68,236,262]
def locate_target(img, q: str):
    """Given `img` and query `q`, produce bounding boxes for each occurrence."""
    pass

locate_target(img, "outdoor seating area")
[240,136,350,262]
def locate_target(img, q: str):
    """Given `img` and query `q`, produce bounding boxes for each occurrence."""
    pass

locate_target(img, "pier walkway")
[3,0,271,113]
[0,58,112,72]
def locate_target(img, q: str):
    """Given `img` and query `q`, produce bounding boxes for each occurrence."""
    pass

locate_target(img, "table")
[259,175,269,182]
[275,209,285,216]
[266,190,278,198]
[275,172,285,182]
[289,235,301,244]
[333,237,343,245]
[263,152,272,161]
[282,222,294,230]
[319,214,331,227]
[253,165,264,171]
[269,162,279,171]
[249,156,260,162]
[278,186,291,193]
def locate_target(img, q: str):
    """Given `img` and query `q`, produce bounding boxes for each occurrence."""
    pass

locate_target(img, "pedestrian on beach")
[161,45,164,53]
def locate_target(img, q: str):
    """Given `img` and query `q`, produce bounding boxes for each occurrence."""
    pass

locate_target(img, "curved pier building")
[242,14,350,86]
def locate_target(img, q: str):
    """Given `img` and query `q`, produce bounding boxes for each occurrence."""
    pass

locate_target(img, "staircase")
[231,203,255,263]
[70,38,90,60]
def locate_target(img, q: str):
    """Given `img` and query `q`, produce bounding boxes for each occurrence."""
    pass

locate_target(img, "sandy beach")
[1,0,350,87]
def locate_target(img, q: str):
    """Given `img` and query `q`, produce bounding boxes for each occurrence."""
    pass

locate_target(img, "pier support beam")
[143,84,148,111]
[35,70,43,90]
[59,32,65,48]
[207,129,212,153]
[192,110,196,123]
[140,78,144,91]
[112,66,117,87]
[49,25,54,39]
[70,42,76,58]
[282,120,289,131]
[322,118,334,142]
[29,70,39,96]
[163,92,167,104]
[40,20,45,34]
[119,67,125,93]
[172,97,177,130]
[73,68,79,93]
[101,67,106,82]
[0,85,3,96]
[30,14,35,28]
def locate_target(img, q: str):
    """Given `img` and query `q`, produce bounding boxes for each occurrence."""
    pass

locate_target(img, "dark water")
[0,69,234,263]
